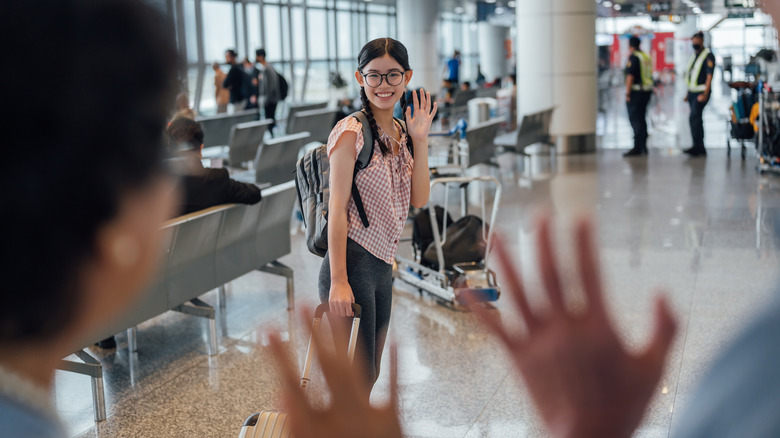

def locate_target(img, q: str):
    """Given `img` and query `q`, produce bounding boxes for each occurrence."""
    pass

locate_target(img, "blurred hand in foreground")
[467,215,677,438]
[268,313,403,438]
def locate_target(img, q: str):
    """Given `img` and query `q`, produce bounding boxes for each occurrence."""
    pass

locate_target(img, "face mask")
[692,43,703,51]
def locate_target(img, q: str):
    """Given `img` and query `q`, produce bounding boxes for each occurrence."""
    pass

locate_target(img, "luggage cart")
[757,85,780,174]
[726,81,758,160]
[395,175,502,309]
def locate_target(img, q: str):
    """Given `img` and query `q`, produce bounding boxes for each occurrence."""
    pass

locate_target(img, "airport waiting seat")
[465,118,504,167]
[196,110,259,148]
[286,108,339,144]
[227,119,273,168]
[284,101,328,134]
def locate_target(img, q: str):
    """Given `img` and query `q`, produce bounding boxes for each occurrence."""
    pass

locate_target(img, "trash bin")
[468,97,497,126]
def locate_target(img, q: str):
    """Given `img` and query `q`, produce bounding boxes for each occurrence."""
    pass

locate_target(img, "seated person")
[439,79,455,106]
[459,81,471,92]
[166,117,262,215]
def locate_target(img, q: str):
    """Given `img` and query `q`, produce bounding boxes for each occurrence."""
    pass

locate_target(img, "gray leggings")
[319,238,393,386]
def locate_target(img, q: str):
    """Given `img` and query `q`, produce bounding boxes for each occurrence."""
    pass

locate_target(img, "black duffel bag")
[422,215,487,271]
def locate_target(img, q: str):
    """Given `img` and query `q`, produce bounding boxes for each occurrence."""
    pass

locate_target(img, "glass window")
[389,14,396,38]
[337,11,352,59]
[291,7,306,60]
[293,61,307,101]
[367,13,389,41]
[235,3,246,59]
[306,60,332,104]
[367,5,389,14]
[183,0,198,63]
[202,1,236,64]
[264,5,283,61]
[328,8,337,59]
[248,3,261,57]
[199,66,219,116]
[308,8,328,60]
[308,0,327,6]
[281,6,290,60]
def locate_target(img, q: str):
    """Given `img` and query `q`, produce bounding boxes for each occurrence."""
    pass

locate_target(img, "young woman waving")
[320,37,437,394]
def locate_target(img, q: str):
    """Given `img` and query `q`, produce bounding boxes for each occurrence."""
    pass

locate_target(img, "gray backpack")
[295,111,406,257]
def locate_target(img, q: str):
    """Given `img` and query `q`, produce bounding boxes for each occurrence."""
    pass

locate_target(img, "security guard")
[624,35,654,157]
[684,31,716,157]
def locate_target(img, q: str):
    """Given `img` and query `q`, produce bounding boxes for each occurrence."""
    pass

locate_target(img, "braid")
[399,90,414,158]
[360,87,389,156]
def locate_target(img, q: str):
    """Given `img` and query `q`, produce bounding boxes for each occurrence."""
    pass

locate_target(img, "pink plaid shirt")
[327,116,413,265]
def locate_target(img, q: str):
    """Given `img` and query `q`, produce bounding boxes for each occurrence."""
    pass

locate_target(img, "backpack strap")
[349,111,373,228]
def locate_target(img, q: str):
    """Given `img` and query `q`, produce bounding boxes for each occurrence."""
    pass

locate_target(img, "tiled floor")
[55,86,780,437]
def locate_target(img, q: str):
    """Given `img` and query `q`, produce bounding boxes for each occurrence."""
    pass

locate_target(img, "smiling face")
[355,54,411,112]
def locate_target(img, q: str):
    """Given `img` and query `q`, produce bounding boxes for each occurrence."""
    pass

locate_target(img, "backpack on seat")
[295,111,406,257]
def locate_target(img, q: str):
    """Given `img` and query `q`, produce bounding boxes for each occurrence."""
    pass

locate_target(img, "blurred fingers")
[640,294,677,374]
[494,238,537,330]
[268,331,311,416]
[313,316,367,406]
[574,216,606,316]
[536,214,566,312]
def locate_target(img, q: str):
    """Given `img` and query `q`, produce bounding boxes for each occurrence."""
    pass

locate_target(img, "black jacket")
[171,155,262,216]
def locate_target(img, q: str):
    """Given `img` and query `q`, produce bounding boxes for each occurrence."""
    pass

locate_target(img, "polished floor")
[56,92,780,437]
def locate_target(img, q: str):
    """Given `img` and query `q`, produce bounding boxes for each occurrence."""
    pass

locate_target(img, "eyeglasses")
[361,70,405,87]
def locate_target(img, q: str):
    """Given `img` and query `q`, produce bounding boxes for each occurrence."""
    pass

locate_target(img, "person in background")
[166,118,261,216]
[223,49,247,112]
[255,49,281,135]
[683,31,715,158]
[212,62,230,114]
[172,91,196,121]
[476,64,486,87]
[243,57,259,111]
[624,35,653,157]
[460,81,471,92]
[0,0,179,436]
[444,49,460,85]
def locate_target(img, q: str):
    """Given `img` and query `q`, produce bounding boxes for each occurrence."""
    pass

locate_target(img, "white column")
[516,0,597,154]
[478,23,509,83]
[397,0,439,92]
[675,15,698,148]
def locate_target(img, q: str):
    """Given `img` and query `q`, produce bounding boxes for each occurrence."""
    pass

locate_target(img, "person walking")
[683,31,715,157]
[624,36,654,157]
[320,37,436,394]
[255,49,281,134]
[223,49,247,112]
[212,62,230,114]
[444,49,460,85]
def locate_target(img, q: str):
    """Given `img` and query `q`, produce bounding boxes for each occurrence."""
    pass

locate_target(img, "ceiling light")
[603,1,613,7]
[454,6,464,13]
[693,7,702,13]
[508,1,516,7]
[614,4,621,10]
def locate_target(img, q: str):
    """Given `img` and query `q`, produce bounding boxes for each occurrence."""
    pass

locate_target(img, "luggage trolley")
[726,81,758,160]
[757,84,780,174]
[395,174,502,308]
[427,118,469,176]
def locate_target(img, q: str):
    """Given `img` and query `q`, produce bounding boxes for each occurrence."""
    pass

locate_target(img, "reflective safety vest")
[631,51,654,92]
[686,48,712,92]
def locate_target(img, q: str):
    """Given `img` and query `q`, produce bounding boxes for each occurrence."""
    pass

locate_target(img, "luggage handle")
[300,303,362,394]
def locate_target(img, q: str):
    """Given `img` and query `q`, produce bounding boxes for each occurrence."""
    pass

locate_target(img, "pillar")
[675,15,698,148]
[397,0,439,93]
[478,23,509,83]
[516,0,597,154]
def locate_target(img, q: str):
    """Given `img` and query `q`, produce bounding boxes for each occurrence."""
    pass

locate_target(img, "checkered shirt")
[327,116,413,265]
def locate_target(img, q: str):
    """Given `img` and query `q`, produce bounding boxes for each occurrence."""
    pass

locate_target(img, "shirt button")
[394,239,398,244]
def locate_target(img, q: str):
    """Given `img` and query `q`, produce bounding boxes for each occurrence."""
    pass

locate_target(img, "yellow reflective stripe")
[688,49,711,92]
[637,51,654,90]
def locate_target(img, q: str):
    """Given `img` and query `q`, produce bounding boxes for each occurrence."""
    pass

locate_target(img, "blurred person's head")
[453,50,461,59]
[460,81,471,91]
[212,61,222,72]
[692,32,704,52]
[225,49,238,64]
[167,118,205,157]
[442,79,453,89]
[256,48,267,63]
[0,0,179,373]
[629,36,641,52]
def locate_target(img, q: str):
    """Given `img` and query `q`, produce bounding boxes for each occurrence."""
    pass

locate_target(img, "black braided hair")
[357,37,412,157]
[399,90,414,158]
[360,87,388,156]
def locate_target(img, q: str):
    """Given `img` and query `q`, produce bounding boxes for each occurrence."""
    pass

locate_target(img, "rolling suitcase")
[238,303,362,438]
